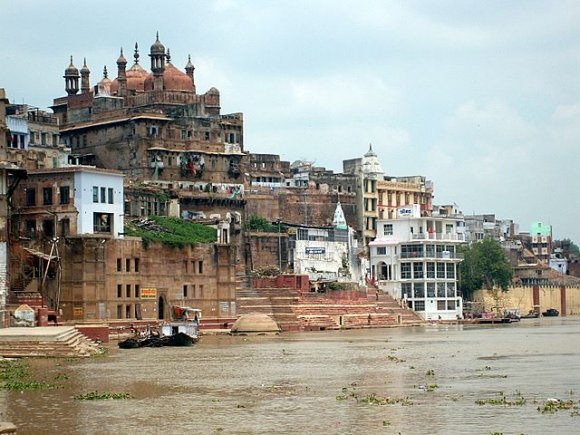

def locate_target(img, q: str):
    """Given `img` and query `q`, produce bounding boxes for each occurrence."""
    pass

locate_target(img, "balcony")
[399,251,464,260]
[411,233,465,241]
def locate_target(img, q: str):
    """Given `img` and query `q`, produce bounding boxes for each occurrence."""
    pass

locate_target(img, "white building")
[369,205,466,320]
[291,202,364,284]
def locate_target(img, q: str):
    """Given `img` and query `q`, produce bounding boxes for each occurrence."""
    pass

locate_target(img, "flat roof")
[28,165,124,177]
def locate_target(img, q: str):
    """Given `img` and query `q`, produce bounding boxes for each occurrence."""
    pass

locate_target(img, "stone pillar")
[560,285,566,317]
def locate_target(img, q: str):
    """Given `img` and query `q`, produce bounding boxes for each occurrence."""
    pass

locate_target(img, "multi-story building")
[530,221,552,262]
[369,204,466,320]
[50,36,247,227]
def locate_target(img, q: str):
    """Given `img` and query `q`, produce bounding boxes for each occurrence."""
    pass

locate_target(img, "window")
[108,188,114,204]
[25,220,36,238]
[447,282,456,298]
[198,261,203,274]
[59,186,70,204]
[401,244,424,259]
[437,300,446,311]
[92,186,98,203]
[183,285,188,298]
[384,224,393,236]
[414,301,425,311]
[135,258,140,273]
[199,284,204,296]
[437,282,446,298]
[100,187,106,203]
[93,213,112,233]
[26,188,36,206]
[425,244,435,257]
[42,220,54,237]
[426,262,435,278]
[401,263,411,279]
[437,263,445,279]
[413,282,425,298]
[401,283,412,299]
[60,219,70,237]
[126,284,131,298]
[125,304,131,319]
[446,263,455,279]
[117,304,123,319]
[413,262,424,279]
[43,187,53,205]
[117,258,122,272]
[135,285,140,298]
[126,258,131,273]
[427,282,436,297]
[376,247,387,256]
[447,300,456,310]
[117,284,122,298]
[134,304,142,320]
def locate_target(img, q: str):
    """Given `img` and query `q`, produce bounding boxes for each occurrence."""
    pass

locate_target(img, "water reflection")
[2,318,580,434]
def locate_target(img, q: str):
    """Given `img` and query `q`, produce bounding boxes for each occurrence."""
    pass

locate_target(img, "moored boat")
[521,310,540,319]
[542,308,559,317]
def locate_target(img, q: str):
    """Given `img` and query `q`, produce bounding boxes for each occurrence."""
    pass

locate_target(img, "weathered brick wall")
[58,237,237,323]
[248,232,288,271]
[253,275,309,292]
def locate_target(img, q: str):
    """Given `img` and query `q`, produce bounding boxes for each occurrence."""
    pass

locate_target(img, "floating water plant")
[475,391,526,406]
[74,391,132,400]
[426,369,435,376]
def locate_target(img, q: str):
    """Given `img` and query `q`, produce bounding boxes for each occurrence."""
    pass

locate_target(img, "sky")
[2,0,579,243]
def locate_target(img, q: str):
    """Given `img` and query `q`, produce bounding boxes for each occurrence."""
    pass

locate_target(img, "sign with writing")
[306,247,325,255]
[73,307,84,318]
[141,288,158,300]
[398,207,413,216]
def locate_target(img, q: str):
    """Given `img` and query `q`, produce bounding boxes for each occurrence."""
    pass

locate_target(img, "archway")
[158,296,165,320]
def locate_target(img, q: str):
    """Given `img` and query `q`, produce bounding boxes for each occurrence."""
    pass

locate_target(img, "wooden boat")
[542,308,559,317]
[118,307,201,349]
[521,310,540,319]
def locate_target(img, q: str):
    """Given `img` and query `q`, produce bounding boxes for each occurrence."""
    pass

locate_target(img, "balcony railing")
[411,233,465,241]
[399,252,464,260]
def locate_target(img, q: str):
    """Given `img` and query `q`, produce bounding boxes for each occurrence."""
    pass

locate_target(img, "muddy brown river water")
[2,317,580,434]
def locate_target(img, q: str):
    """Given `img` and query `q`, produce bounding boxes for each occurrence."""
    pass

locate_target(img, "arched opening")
[158,296,165,320]
[378,261,390,280]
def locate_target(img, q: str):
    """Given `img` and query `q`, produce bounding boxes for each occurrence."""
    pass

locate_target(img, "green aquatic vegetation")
[538,399,577,414]
[74,391,132,400]
[0,360,29,381]
[2,380,61,391]
[386,355,405,363]
[426,384,439,392]
[382,420,391,426]
[475,391,526,407]
[426,369,435,376]
[336,387,412,406]
[54,373,68,381]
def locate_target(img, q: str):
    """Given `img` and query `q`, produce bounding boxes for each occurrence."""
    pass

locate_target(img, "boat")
[118,307,201,349]
[503,309,521,322]
[159,306,201,346]
[521,310,540,319]
[542,308,559,317]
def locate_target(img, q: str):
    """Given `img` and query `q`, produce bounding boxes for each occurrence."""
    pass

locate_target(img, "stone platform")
[0,326,101,358]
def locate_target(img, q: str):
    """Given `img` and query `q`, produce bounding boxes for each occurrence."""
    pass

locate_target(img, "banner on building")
[305,247,325,255]
[141,288,158,299]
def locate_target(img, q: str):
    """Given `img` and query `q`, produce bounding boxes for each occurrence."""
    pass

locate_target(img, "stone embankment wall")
[473,285,580,315]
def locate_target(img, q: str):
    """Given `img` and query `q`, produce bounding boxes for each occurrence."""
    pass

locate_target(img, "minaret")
[149,32,166,91]
[80,58,91,94]
[333,201,348,230]
[185,55,196,93]
[116,48,128,97]
[64,56,80,95]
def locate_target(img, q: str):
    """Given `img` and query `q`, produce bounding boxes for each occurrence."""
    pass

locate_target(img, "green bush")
[124,216,217,248]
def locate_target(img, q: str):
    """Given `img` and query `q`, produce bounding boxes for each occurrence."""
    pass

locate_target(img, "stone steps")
[0,327,101,358]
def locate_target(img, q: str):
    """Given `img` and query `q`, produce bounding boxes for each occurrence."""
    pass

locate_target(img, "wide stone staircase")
[0,327,102,358]
[236,276,424,332]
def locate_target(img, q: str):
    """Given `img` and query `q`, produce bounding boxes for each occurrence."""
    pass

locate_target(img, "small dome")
[80,58,90,75]
[117,48,127,65]
[206,87,220,95]
[64,56,79,76]
[230,314,280,334]
[150,32,165,55]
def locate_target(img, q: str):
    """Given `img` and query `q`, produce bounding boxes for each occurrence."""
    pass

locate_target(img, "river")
[2,317,580,434]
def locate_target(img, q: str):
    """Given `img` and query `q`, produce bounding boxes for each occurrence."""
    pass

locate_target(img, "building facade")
[369,205,466,320]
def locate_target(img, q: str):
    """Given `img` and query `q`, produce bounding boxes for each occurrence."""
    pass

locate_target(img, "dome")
[206,87,220,95]
[111,62,149,93]
[163,63,193,91]
[362,143,384,175]
[150,33,165,55]
[80,58,90,75]
[116,48,127,66]
[64,56,79,76]
[143,63,194,92]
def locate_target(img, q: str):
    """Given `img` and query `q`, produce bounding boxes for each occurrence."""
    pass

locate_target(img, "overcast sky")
[2,0,579,243]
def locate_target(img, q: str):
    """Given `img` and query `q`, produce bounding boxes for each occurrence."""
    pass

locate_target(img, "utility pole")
[277,218,282,271]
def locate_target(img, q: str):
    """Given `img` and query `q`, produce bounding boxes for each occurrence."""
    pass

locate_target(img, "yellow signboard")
[73,307,84,317]
[141,288,157,300]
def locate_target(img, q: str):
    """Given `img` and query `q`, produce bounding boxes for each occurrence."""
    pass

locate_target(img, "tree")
[553,238,580,255]
[459,238,513,300]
